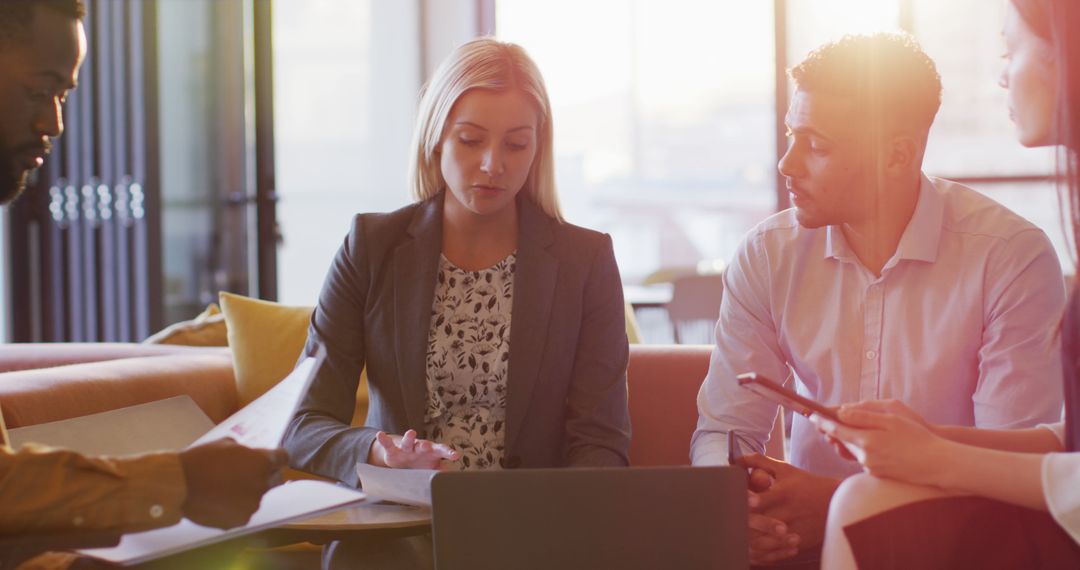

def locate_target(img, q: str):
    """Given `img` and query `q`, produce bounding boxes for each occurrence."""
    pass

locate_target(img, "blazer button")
[500,456,522,469]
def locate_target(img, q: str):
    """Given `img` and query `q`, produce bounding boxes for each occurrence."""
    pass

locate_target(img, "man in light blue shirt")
[692,32,1065,566]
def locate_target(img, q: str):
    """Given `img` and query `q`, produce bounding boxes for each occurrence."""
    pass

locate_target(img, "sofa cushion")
[143,303,228,347]
[220,292,314,406]
[219,292,371,425]
[0,350,236,429]
[627,344,712,466]
[0,343,229,374]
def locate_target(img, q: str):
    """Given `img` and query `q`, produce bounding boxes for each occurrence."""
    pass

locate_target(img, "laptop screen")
[431,466,747,570]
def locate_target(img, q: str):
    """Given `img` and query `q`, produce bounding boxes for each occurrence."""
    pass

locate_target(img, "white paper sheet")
[355,463,438,507]
[79,480,365,566]
[190,345,325,449]
[7,396,214,455]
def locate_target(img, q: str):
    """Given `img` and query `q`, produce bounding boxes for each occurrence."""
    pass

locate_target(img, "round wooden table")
[262,500,432,545]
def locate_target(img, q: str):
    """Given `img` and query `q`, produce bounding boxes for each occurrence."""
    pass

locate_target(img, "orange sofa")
[0,342,781,465]
[0,344,235,430]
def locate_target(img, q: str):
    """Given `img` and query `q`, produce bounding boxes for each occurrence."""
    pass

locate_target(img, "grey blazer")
[283,193,631,486]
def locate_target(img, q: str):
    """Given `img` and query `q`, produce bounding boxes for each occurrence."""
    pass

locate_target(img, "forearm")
[934,425,1063,453]
[0,445,185,533]
[931,440,1048,512]
[283,414,376,486]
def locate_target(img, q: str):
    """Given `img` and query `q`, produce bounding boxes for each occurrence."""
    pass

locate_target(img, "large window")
[272,1,421,306]
[498,0,1069,280]
[497,0,776,284]
[912,0,1068,270]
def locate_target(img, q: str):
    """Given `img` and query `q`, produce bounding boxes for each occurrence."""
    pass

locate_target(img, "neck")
[441,192,519,270]
[840,173,922,277]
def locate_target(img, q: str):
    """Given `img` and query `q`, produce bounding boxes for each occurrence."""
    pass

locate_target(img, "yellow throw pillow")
[218,292,369,425]
[219,292,314,406]
[143,303,228,346]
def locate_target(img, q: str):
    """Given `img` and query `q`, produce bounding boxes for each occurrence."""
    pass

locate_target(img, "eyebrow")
[455,121,535,133]
[785,123,833,143]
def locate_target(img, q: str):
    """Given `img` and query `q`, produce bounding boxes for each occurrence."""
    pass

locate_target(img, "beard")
[0,139,49,206]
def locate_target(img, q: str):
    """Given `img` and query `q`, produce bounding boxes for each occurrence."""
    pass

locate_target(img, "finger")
[830,438,856,461]
[836,407,893,429]
[415,439,433,454]
[750,532,799,552]
[266,448,289,470]
[375,431,395,454]
[739,453,785,476]
[432,443,460,460]
[376,432,402,463]
[748,513,787,536]
[748,468,773,492]
[400,430,417,451]
[756,546,801,564]
[816,416,870,446]
[750,534,789,552]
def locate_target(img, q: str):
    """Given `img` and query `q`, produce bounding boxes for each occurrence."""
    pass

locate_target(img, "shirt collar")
[824,173,943,264]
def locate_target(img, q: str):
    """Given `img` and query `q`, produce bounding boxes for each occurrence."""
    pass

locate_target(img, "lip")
[786,182,809,204]
[471,184,505,194]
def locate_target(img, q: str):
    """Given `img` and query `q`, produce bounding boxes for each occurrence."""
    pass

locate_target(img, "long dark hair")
[1012,0,1080,263]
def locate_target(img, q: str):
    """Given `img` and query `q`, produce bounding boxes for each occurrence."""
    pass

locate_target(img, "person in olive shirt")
[0,0,286,561]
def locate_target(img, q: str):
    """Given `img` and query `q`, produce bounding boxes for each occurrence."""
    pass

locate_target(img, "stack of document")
[10,345,368,566]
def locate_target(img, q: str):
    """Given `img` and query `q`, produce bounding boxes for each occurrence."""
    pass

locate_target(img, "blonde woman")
[283,37,631,568]
[813,0,1080,567]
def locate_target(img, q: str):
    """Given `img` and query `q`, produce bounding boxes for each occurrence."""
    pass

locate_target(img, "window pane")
[785,0,901,66]
[273,0,420,305]
[914,0,1056,177]
[496,0,775,283]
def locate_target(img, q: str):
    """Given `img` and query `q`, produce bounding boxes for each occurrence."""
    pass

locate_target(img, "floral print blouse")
[424,252,516,470]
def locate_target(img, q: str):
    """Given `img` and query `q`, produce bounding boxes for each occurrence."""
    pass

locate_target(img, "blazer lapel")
[505,198,558,452]
[393,197,443,432]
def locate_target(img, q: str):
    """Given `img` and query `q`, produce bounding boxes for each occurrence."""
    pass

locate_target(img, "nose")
[777,141,802,180]
[998,66,1009,90]
[479,143,505,178]
[35,97,64,139]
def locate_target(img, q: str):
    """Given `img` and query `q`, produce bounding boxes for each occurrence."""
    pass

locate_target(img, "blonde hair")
[407,37,563,222]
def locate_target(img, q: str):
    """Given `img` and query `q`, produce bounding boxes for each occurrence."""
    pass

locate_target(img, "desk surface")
[282,500,431,532]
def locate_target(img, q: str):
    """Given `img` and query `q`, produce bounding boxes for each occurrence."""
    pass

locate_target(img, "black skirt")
[844,496,1080,570]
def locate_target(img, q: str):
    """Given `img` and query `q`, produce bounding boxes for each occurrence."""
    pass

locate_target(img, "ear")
[884,134,919,177]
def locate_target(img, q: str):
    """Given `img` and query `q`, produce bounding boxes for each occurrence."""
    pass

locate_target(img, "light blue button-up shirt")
[692,174,1065,478]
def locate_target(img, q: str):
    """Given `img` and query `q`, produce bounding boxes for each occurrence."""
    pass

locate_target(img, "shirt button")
[866,350,877,360]
[72,515,84,527]
[149,505,165,519]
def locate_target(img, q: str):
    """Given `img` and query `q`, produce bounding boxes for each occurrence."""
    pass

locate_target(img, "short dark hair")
[0,0,86,49]
[790,32,943,133]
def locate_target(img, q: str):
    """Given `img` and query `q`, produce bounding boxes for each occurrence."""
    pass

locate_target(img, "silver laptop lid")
[431,466,747,570]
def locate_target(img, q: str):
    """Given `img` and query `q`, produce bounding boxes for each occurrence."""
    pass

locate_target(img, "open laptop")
[431,466,747,570]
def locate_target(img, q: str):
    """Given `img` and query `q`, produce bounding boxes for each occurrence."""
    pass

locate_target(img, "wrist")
[923,438,964,490]
[367,439,387,467]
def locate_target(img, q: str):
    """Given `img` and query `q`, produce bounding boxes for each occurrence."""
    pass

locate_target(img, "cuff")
[690,432,730,466]
[105,452,187,530]
[1041,452,1080,545]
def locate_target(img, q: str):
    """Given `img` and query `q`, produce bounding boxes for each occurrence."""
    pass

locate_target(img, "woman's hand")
[815,399,938,462]
[811,402,953,487]
[368,429,460,469]
[840,399,935,431]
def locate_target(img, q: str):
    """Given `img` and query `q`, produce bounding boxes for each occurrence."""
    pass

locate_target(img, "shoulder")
[737,208,821,263]
[349,201,425,241]
[550,219,612,252]
[933,177,1046,244]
